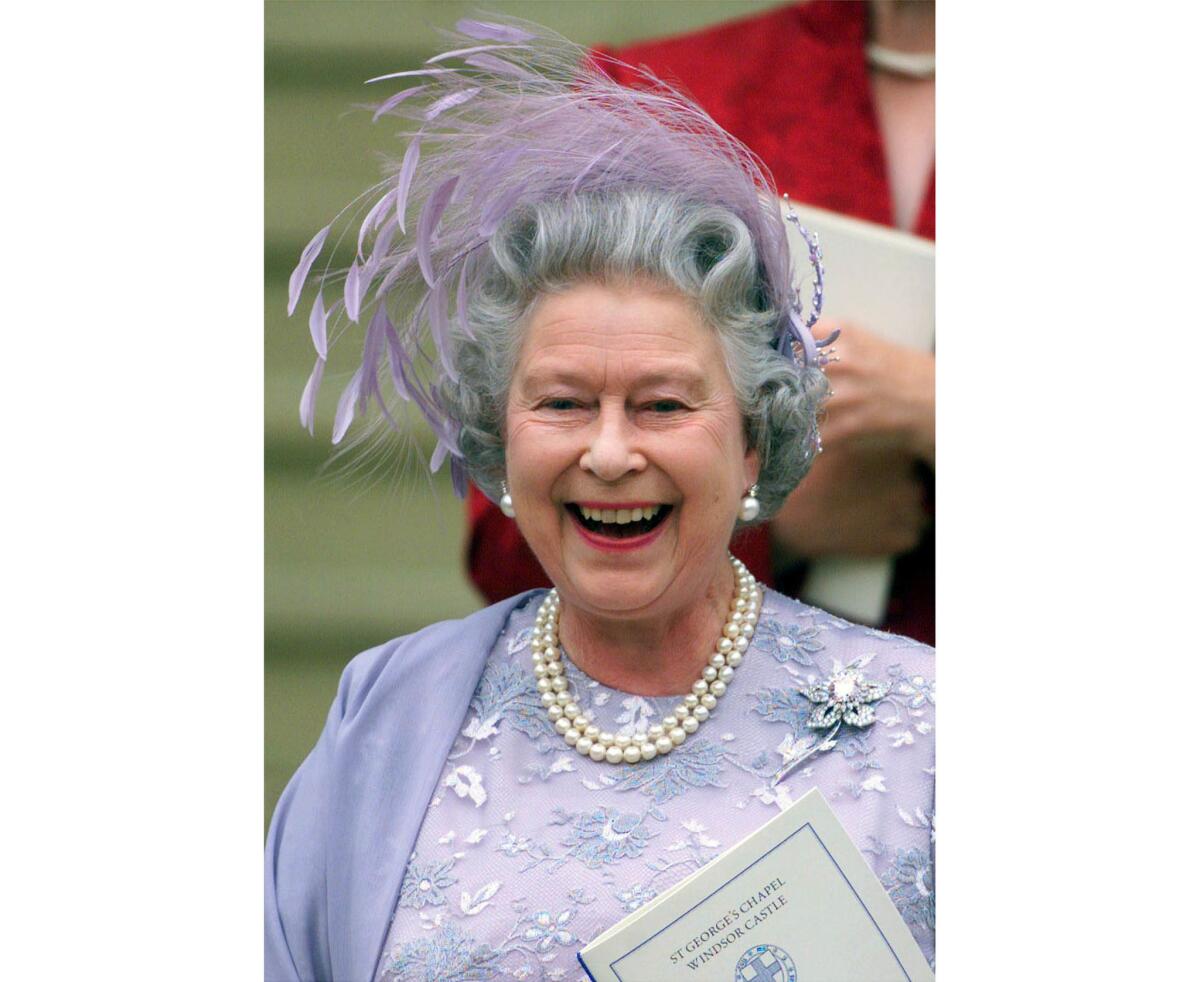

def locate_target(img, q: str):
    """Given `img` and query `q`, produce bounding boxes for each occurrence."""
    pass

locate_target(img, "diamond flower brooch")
[771,666,891,787]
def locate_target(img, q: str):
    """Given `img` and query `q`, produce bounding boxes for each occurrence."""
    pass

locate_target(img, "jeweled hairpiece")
[286,16,833,496]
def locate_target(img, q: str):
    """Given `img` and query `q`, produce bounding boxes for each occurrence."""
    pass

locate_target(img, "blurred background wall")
[265,0,792,827]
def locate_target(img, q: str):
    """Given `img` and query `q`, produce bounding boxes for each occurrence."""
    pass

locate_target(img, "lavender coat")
[265,593,536,982]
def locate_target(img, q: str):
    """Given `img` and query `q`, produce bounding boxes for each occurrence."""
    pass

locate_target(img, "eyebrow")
[520,367,710,396]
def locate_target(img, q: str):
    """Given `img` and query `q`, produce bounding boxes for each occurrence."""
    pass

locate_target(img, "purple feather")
[449,457,469,499]
[308,291,328,359]
[455,19,536,43]
[287,225,329,316]
[365,67,457,84]
[371,84,428,122]
[430,439,450,473]
[383,319,412,402]
[357,190,395,258]
[429,43,517,63]
[331,366,364,445]
[478,181,525,237]
[364,219,397,281]
[361,302,390,408]
[569,139,623,196]
[395,137,421,234]
[344,261,363,322]
[464,52,533,78]
[417,175,459,287]
[456,257,476,341]
[424,87,481,121]
[299,356,325,435]
[426,275,460,383]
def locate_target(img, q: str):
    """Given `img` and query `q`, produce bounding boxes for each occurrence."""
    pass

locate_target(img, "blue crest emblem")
[734,943,797,982]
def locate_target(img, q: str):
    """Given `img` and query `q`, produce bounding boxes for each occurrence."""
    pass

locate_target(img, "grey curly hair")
[439,188,827,522]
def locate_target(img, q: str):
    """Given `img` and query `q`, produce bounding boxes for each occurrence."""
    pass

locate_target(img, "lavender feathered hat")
[286,16,833,497]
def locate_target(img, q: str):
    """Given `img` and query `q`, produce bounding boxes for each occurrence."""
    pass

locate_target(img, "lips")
[565,502,672,544]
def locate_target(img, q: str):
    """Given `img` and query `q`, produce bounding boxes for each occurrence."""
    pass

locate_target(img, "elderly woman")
[267,19,934,982]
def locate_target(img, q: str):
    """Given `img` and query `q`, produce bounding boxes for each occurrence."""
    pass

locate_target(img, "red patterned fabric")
[464,1,934,642]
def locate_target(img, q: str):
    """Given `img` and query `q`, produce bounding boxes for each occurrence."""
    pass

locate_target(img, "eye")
[646,399,685,414]
[543,397,581,411]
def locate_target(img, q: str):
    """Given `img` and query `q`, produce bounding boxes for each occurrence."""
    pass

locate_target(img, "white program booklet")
[577,788,933,982]
[781,201,935,627]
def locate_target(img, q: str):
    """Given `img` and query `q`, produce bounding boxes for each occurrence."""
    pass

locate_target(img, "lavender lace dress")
[375,589,935,980]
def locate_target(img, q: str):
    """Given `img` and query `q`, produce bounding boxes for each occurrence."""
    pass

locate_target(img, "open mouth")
[565,503,673,539]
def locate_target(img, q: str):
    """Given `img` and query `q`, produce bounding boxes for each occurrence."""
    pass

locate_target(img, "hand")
[770,442,929,558]
[819,323,935,467]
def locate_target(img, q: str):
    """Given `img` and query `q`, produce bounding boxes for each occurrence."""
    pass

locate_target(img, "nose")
[579,401,646,481]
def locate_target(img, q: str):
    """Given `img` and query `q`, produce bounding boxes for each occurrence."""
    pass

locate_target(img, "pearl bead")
[537,556,759,766]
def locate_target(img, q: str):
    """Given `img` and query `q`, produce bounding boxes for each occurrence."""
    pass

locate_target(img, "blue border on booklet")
[577,821,912,982]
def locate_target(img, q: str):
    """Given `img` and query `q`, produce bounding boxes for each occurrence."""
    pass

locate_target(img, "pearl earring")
[499,480,516,518]
[738,483,760,522]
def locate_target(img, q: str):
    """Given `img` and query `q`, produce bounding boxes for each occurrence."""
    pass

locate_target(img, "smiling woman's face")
[505,280,759,621]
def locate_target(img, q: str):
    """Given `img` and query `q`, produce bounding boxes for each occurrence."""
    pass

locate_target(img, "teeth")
[579,504,662,523]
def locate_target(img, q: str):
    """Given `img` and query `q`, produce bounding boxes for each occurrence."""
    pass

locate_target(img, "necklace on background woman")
[531,555,761,765]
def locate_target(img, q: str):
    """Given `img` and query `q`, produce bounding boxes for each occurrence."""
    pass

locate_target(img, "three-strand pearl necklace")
[531,556,761,765]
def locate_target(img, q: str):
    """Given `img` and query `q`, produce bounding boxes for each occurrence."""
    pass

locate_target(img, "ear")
[742,446,761,491]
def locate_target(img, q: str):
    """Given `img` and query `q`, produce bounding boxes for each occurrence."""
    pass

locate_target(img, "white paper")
[578,787,933,982]
[781,201,935,626]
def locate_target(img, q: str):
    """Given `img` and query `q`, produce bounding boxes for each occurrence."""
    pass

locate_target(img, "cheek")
[673,417,746,494]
